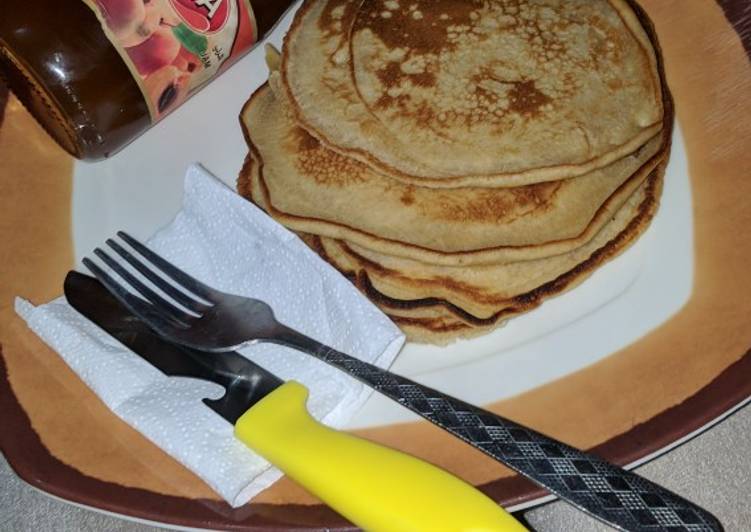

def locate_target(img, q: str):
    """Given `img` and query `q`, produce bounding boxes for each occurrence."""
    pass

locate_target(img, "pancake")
[307,163,663,344]
[310,162,666,325]
[301,232,482,344]
[280,0,663,187]
[236,0,672,344]
[239,82,667,266]
[388,314,484,345]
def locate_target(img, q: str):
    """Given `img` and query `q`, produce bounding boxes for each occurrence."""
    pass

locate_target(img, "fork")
[83,231,723,532]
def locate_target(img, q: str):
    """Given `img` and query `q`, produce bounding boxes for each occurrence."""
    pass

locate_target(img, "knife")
[64,271,525,531]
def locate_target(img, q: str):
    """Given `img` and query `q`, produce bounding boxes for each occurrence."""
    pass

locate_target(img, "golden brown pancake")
[300,231,481,345]
[236,0,673,344]
[311,162,666,325]
[296,158,664,346]
[280,0,663,187]
[388,314,483,346]
[239,83,666,266]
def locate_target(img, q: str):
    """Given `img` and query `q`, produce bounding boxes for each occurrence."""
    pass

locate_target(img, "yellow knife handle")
[235,381,526,532]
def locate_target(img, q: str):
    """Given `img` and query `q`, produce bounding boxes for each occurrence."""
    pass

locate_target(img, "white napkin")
[15,164,405,508]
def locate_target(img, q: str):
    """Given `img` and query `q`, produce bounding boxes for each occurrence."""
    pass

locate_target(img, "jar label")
[82,0,257,121]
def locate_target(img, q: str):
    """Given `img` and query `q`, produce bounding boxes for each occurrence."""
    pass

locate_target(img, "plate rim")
[2,347,749,530]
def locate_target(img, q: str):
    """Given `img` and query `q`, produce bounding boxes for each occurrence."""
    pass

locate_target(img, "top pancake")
[281,0,663,188]
[240,79,667,265]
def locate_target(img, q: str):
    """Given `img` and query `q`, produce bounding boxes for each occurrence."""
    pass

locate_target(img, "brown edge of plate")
[2,346,749,530]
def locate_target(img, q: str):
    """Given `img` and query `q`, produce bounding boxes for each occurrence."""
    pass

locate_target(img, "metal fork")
[83,231,722,532]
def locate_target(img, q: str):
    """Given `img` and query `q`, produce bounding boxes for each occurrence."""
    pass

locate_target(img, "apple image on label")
[97,0,185,47]
[172,46,202,73]
[97,0,154,47]
[127,26,181,76]
[96,0,145,42]
[147,0,182,28]
[144,65,190,115]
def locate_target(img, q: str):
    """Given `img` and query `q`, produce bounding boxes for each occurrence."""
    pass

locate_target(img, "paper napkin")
[16,164,405,507]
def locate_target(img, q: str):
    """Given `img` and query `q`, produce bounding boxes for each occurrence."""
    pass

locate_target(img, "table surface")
[2,403,749,531]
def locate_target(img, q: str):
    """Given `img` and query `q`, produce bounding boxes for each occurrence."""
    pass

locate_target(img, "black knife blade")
[64,270,282,424]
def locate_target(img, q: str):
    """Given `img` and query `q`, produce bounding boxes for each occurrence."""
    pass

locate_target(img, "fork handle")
[274,330,723,532]
[235,380,525,532]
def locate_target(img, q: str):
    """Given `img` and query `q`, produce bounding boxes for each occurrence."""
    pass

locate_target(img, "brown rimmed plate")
[1,0,750,529]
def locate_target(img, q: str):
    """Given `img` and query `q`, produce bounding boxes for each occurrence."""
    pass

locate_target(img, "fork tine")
[82,258,189,332]
[117,231,220,302]
[92,248,194,327]
[106,238,211,314]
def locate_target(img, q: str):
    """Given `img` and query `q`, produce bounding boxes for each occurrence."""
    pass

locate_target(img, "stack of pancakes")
[238,0,673,344]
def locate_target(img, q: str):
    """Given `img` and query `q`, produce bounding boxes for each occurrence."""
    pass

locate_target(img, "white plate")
[71,2,692,430]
